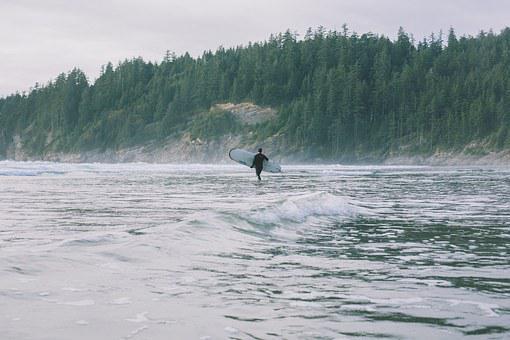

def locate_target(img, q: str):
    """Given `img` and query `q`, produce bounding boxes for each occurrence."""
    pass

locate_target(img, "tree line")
[1,26,509,159]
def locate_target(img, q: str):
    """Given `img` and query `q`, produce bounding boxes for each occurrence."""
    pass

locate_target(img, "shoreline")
[2,147,510,167]
[383,149,510,166]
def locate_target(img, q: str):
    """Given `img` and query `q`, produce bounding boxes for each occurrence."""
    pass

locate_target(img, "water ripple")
[0,162,509,339]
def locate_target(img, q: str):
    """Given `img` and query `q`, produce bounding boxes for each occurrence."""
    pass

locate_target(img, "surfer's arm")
[264,155,268,161]
[250,156,255,168]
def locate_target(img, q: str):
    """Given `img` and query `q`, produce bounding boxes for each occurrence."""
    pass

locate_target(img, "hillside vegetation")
[1,27,510,161]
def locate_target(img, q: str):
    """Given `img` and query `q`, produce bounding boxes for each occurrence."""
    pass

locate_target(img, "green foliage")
[1,27,510,159]
[189,110,240,140]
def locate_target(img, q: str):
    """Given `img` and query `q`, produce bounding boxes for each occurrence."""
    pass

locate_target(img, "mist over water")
[1,162,509,339]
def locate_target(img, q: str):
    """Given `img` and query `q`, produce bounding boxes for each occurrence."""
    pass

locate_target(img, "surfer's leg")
[256,167,262,180]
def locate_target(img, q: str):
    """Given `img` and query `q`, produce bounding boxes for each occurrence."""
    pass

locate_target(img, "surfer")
[250,148,268,180]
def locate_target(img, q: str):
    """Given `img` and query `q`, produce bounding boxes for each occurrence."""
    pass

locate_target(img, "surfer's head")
[258,148,262,153]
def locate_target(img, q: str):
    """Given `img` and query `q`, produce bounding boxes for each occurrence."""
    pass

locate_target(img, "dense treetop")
[1,26,509,159]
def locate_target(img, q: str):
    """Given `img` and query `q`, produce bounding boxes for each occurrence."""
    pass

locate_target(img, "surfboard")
[229,148,282,173]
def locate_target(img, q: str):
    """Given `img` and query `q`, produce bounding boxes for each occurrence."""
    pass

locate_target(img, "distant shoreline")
[2,146,510,167]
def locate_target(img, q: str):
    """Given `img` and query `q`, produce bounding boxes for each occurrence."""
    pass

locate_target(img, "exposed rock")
[41,134,244,163]
[3,102,510,165]
[6,135,27,161]
[213,102,276,125]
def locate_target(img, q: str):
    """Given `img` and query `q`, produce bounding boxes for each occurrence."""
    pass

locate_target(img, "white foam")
[249,192,359,224]
[126,312,149,323]
[447,299,499,317]
[111,297,132,305]
[124,325,148,339]
[0,160,250,177]
[0,161,68,176]
[340,305,376,312]
[224,326,239,333]
[61,287,85,292]
[58,299,95,306]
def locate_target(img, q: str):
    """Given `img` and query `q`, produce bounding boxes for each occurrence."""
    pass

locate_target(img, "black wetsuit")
[251,152,268,180]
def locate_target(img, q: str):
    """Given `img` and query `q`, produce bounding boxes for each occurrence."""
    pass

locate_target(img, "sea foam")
[249,192,359,224]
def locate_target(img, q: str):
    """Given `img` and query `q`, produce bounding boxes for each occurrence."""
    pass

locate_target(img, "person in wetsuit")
[250,148,269,180]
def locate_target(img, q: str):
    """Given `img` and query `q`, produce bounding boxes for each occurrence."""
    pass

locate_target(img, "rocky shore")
[4,136,510,166]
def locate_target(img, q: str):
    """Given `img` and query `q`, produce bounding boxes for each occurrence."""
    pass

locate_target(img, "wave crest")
[248,192,358,224]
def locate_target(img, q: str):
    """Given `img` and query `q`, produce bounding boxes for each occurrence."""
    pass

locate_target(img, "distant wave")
[0,161,67,176]
[0,160,250,176]
[0,169,66,176]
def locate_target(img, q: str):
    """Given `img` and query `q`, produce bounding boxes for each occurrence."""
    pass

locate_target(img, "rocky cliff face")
[5,135,28,161]
[213,102,276,125]
[3,102,283,163]
[3,102,510,165]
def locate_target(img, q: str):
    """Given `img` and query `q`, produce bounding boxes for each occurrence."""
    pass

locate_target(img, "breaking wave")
[247,192,360,225]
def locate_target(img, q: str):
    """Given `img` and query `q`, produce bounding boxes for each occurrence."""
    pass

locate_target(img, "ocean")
[1,161,509,339]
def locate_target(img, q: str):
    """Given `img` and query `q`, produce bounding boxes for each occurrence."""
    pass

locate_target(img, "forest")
[1,26,509,160]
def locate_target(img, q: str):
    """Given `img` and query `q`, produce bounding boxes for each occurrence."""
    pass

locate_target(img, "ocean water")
[0,161,509,339]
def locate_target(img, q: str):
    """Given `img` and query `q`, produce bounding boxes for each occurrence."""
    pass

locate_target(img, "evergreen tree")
[1,27,510,159]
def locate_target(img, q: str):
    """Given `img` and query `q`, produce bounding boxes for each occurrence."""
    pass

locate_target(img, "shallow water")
[0,161,509,339]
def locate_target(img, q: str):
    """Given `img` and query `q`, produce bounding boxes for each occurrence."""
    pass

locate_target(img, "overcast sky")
[1,0,508,97]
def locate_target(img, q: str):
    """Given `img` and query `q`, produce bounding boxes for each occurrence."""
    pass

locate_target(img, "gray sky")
[1,0,508,97]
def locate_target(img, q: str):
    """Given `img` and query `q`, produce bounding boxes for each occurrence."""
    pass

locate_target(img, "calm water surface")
[0,162,509,339]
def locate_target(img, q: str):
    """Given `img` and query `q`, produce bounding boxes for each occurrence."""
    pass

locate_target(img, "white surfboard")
[229,148,282,173]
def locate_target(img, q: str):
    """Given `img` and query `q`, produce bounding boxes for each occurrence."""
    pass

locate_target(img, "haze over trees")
[1,26,509,159]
